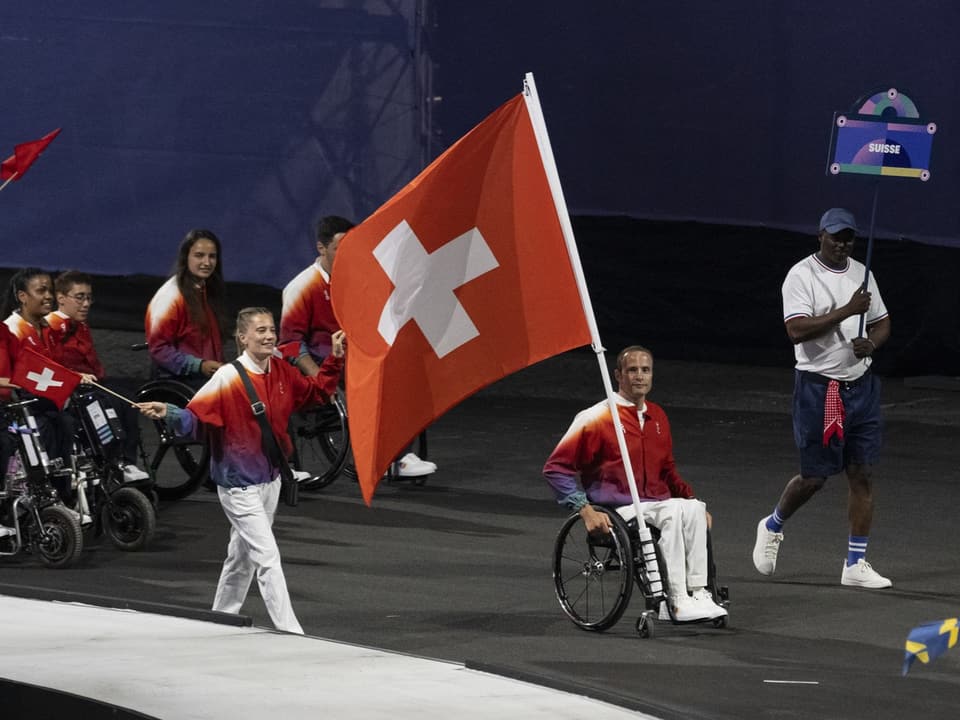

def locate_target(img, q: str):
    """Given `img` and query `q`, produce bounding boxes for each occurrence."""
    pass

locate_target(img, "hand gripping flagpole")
[522,72,663,597]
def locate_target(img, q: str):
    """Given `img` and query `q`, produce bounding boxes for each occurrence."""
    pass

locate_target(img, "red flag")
[11,346,81,409]
[1,128,62,181]
[331,93,591,504]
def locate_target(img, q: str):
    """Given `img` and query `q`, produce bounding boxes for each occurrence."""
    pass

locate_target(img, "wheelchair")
[1,395,84,568]
[288,389,430,491]
[134,375,210,501]
[127,343,211,501]
[67,387,156,550]
[288,389,351,490]
[553,505,730,638]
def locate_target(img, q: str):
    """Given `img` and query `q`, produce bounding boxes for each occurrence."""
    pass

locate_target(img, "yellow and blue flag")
[903,618,958,675]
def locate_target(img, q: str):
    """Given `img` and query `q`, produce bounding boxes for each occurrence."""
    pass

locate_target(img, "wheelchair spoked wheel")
[289,393,350,491]
[553,506,634,632]
[135,380,210,501]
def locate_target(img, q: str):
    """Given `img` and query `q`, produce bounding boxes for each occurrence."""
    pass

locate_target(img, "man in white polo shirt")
[752,208,893,589]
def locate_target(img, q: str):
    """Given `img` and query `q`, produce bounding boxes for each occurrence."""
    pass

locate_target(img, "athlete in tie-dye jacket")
[138,308,344,634]
[280,215,436,478]
[543,346,726,623]
[145,229,225,386]
[1,268,89,473]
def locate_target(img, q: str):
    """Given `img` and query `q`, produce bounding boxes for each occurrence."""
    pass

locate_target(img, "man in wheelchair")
[544,345,726,623]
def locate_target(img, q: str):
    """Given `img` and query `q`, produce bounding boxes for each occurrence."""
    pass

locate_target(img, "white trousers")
[616,498,708,596]
[213,479,303,634]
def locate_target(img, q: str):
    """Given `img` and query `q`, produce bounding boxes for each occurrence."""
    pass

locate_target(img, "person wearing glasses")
[46,270,149,483]
[1,268,94,503]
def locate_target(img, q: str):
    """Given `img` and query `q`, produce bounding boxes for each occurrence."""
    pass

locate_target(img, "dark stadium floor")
[3,337,960,719]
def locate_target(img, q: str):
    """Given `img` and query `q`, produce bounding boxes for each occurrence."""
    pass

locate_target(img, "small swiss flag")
[11,346,81,409]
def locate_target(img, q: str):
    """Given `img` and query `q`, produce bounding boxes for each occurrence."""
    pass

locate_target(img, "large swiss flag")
[331,91,591,503]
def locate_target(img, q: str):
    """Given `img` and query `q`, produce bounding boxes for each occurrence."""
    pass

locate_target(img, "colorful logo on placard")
[827,88,935,181]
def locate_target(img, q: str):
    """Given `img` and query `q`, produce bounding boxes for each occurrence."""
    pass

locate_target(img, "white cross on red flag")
[11,346,81,409]
[331,88,592,504]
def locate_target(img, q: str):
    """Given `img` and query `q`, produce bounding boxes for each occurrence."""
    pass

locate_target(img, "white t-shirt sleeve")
[782,264,813,321]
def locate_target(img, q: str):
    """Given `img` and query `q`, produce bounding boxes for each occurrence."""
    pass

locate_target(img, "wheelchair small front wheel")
[36,505,83,569]
[101,486,156,551]
[553,506,634,632]
[636,611,656,638]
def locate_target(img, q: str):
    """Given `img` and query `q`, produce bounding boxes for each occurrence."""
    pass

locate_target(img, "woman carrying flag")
[137,308,345,633]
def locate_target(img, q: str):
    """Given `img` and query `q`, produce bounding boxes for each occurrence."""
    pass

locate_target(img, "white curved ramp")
[0,595,658,720]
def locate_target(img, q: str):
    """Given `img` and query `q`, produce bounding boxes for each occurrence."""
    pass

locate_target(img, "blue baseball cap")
[819,208,857,234]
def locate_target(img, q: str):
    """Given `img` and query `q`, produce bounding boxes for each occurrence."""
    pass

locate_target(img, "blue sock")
[765,508,786,532]
[847,536,868,567]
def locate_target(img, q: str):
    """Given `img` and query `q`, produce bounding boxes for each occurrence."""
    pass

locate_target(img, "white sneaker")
[690,588,728,619]
[66,508,93,526]
[667,594,709,622]
[121,463,150,483]
[395,453,437,477]
[841,558,892,589]
[292,469,312,483]
[0,524,16,539]
[752,517,783,576]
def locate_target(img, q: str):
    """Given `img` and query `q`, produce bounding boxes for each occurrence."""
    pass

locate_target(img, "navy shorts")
[792,370,883,478]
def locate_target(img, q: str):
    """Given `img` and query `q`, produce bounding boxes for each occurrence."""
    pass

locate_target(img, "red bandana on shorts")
[822,379,845,446]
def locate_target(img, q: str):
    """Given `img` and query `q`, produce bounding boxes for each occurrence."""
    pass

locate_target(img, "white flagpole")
[522,72,661,593]
[0,171,19,192]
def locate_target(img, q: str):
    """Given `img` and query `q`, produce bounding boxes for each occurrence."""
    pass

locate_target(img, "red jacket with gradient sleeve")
[0,323,15,401]
[45,311,106,378]
[3,312,65,363]
[145,277,223,376]
[166,350,343,488]
[280,262,340,361]
[543,395,694,510]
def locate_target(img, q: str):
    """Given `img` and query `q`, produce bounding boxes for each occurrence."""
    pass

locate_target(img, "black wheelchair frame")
[1,396,84,568]
[134,376,211,501]
[288,389,430,491]
[553,505,730,638]
[68,387,156,550]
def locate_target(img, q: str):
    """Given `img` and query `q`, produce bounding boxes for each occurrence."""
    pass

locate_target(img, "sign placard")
[827,88,935,181]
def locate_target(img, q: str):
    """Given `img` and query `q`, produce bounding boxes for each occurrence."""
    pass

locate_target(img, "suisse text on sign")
[829,117,934,179]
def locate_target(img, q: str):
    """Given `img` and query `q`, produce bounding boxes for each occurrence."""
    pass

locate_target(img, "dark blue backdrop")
[3,1,959,288]
[1,1,423,285]
[433,1,960,246]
